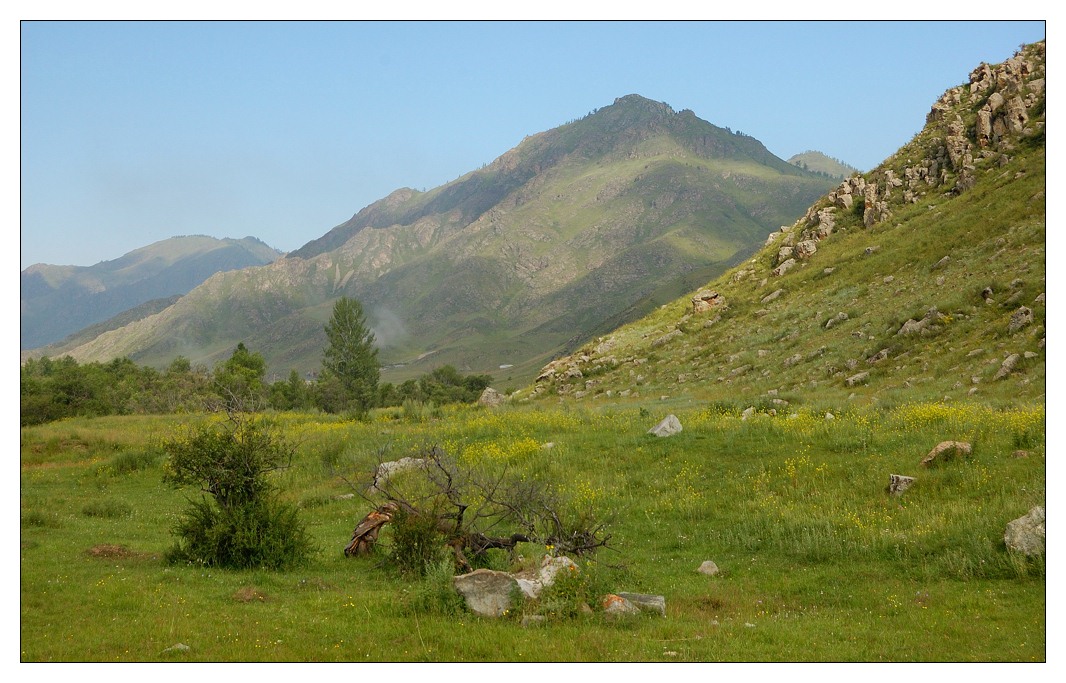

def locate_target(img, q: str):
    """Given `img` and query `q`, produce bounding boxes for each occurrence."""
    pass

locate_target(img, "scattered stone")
[823,267,835,275]
[864,246,880,256]
[1033,292,1045,305]
[1004,506,1045,557]
[372,459,427,488]
[741,406,756,420]
[602,594,640,616]
[1024,351,1038,360]
[845,371,870,387]
[887,474,916,496]
[648,414,683,437]
[1008,306,1033,333]
[867,349,890,364]
[825,312,849,329]
[761,289,785,304]
[883,275,895,284]
[932,255,951,270]
[897,307,941,336]
[692,290,725,314]
[772,258,796,277]
[163,643,190,653]
[697,560,720,576]
[794,240,818,260]
[478,387,505,407]
[452,569,519,617]
[982,286,994,300]
[617,592,666,616]
[994,353,1021,380]
[920,441,973,467]
[1012,450,1030,458]
[825,412,835,421]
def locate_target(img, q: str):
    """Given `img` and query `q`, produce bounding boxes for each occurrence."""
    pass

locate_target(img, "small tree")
[321,297,379,415]
[162,411,313,569]
[214,342,267,408]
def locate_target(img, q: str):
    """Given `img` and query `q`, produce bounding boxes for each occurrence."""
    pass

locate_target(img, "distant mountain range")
[526,42,1046,407]
[21,235,282,350]
[38,94,836,382]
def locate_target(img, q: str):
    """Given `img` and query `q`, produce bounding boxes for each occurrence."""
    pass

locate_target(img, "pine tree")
[321,297,379,414]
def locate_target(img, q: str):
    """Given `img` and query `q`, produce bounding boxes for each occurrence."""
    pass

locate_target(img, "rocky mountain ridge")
[50,95,836,381]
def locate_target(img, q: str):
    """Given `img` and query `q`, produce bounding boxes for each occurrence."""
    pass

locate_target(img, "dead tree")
[339,444,609,569]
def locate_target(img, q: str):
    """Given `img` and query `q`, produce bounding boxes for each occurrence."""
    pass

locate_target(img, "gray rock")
[741,406,756,420]
[452,569,519,617]
[697,560,720,576]
[761,289,785,304]
[163,643,190,653]
[1008,306,1033,333]
[772,258,796,277]
[478,387,505,407]
[1004,506,1045,557]
[825,312,849,329]
[994,353,1021,380]
[845,371,870,387]
[648,414,682,437]
[602,594,640,616]
[617,592,666,616]
[887,474,915,495]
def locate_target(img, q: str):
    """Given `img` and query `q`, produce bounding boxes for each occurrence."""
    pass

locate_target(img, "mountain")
[787,151,860,178]
[524,42,1046,408]
[51,95,836,382]
[21,235,283,350]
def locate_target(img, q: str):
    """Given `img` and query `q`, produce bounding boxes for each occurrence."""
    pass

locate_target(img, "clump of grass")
[21,509,60,528]
[102,448,160,476]
[82,499,133,518]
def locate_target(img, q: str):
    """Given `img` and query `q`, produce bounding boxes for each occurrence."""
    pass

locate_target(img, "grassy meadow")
[19,399,1045,662]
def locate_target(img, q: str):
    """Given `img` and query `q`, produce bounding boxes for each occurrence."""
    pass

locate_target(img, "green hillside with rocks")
[522,42,1046,411]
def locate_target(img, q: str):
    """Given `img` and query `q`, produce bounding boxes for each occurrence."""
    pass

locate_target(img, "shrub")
[165,497,313,570]
[388,505,450,576]
[82,500,133,518]
[162,412,315,570]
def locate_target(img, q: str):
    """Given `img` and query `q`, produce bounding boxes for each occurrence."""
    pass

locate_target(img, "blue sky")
[20,19,1046,269]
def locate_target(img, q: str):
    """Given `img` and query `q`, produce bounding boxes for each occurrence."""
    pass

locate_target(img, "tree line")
[20,297,494,426]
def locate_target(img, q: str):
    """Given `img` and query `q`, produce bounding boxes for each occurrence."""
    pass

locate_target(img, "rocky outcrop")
[920,440,972,467]
[691,290,725,313]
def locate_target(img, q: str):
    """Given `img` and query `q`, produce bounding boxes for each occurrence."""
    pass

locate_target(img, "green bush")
[105,449,160,476]
[387,506,449,576]
[162,413,315,570]
[407,556,466,616]
[166,497,313,570]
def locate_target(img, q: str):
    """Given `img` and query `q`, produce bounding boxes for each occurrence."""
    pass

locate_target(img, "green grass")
[20,402,1044,661]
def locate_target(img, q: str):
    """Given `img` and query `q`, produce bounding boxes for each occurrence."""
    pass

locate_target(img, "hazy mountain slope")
[55,95,837,381]
[788,151,860,178]
[21,235,282,349]
[525,42,1045,408]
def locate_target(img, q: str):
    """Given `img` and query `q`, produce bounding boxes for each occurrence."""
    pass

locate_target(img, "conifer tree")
[321,297,379,414]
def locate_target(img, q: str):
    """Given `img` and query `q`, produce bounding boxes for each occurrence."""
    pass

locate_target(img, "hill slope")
[55,95,835,382]
[525,42,1046,409]
[787,151,860,178]
[21,235,282,349]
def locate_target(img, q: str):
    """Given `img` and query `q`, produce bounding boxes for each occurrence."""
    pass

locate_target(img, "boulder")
[691,290,725,314]
[648,414,683,437]
[1004,506,1045,557]
[602,594,640,616]
[920,441,972,467]
[697,560,720,576]
[452,569,519,617]
[478,387,506,407]
[887,474,915,495]
[1008,306,1033,333]
[994,353,1021,380]
[617,592,666,616]
[771,258,796,277]
[741,406,756,420]
[845,371,869,387]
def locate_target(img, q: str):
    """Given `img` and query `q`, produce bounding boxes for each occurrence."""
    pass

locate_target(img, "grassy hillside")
[788,151,860,177]
[524,42,1045,411]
